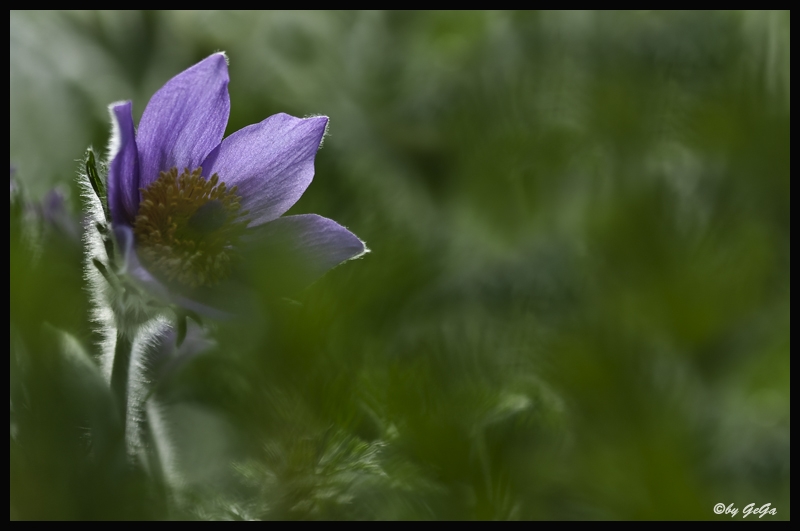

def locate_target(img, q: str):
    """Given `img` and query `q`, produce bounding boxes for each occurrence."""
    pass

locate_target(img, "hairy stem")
[110,331,133,433]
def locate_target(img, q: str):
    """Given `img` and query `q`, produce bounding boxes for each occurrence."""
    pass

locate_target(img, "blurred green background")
[10,11,790,520]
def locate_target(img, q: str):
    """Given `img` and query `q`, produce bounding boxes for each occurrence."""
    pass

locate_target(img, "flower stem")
[110,331,133,432]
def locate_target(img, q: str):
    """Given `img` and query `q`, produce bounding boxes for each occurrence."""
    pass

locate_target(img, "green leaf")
[84,147,109,222]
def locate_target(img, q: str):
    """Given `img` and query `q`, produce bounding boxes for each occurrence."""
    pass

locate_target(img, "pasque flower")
[105,53,365,315]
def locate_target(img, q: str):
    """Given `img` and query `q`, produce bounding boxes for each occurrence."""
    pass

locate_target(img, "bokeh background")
[10,11,790,520]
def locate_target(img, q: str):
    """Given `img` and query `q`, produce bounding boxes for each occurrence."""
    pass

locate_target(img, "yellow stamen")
[134,167,249,288]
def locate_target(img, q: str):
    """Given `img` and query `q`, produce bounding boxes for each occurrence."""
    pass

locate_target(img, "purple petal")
[147,320,214,384]
[136,53,230,190]
[244,214,366,284]
[42,188,81,241]
[108,102,140,226]
[201,114,328,226]
[113,225,231,319]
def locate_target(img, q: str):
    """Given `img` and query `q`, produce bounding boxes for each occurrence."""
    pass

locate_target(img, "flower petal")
[242,214,366,291]
[136,53,230,190]
[113,225,231,319]
[107,101,140,226]
[202,114,328,226]
[147,320,214,385]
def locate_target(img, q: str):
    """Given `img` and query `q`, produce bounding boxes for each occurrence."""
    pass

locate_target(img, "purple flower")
[106,53,365,315]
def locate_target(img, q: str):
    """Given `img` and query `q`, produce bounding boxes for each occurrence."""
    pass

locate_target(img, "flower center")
[133,167,249,288]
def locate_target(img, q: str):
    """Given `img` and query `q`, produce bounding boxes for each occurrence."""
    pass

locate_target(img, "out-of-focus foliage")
[10,10,789,520]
